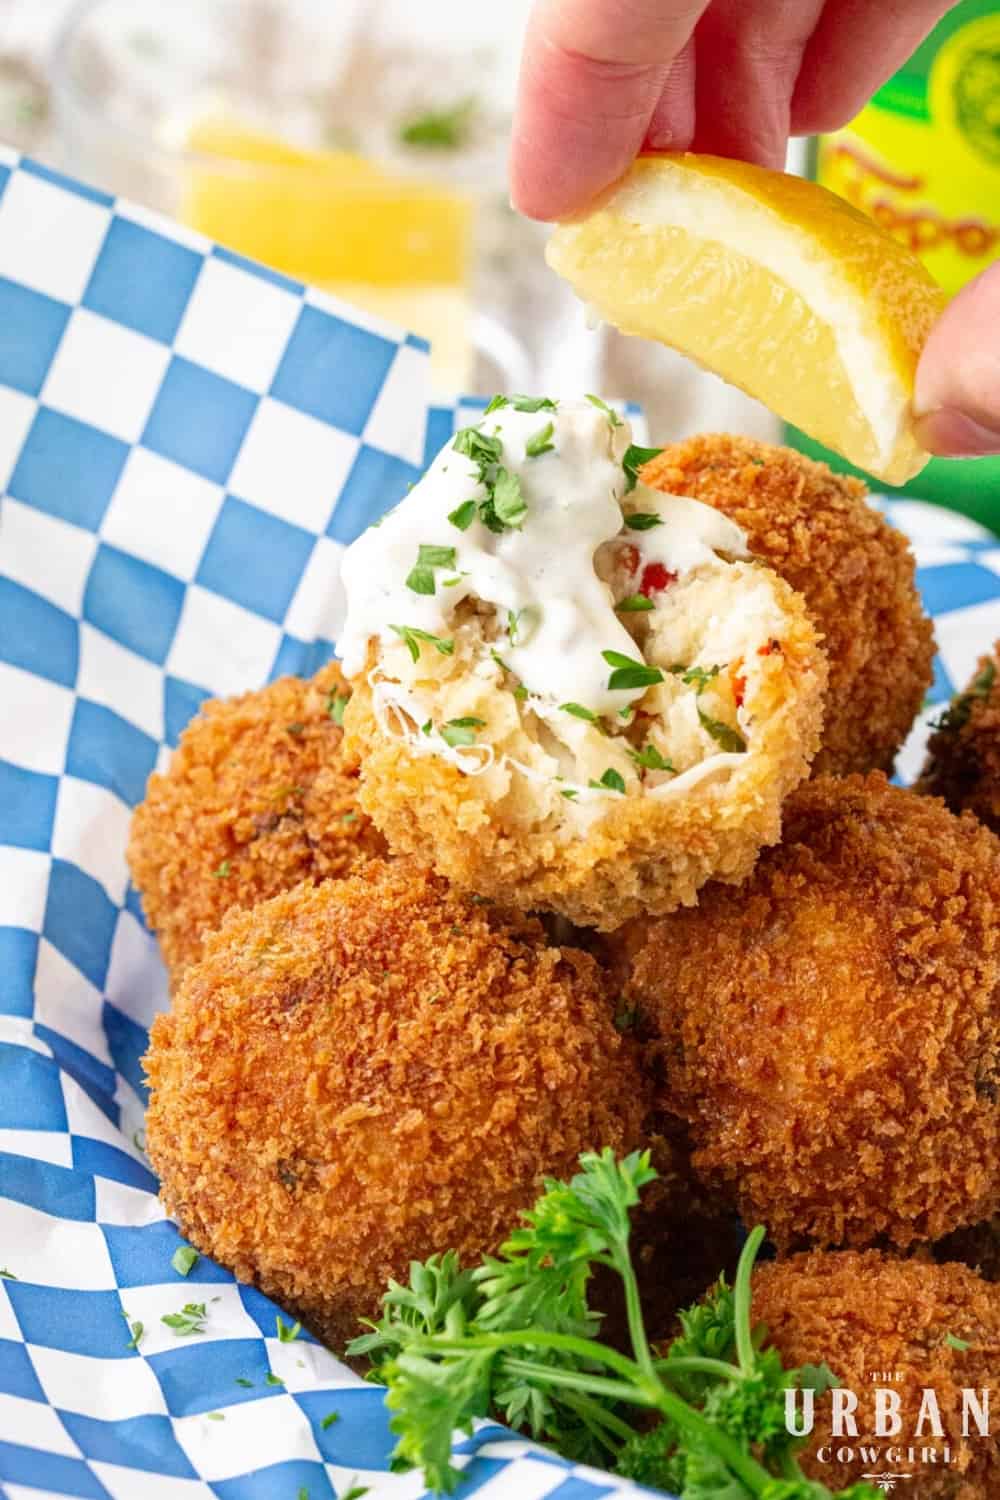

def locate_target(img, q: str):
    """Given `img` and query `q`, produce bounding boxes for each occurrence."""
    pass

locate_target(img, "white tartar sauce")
[338,398,747,719]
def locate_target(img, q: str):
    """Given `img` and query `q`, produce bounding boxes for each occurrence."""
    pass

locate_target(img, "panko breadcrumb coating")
[752,1251,1000,1498]
[341,403,826,931]
[144,861,650,1347]
[128,663,383,981]
[615,773,1000,1250]
[917,645,1000,833]
[641,435,934,777]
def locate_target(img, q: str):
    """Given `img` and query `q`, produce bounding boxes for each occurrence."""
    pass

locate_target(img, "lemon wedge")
[546,153,948,486]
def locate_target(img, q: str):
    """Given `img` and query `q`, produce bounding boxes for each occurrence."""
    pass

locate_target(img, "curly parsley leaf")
[589,768,626,794]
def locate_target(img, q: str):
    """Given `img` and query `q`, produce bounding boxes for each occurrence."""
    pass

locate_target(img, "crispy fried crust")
[144,862,650,1347]
[127,663,384,981]
[642,435,934,776]
[344,570,826,930]
[615,774,1000,1249]
[917,644,1000,833]
[752,1251,1000,1498]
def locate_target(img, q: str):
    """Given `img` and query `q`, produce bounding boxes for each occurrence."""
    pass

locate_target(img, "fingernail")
[913,407,1000,458]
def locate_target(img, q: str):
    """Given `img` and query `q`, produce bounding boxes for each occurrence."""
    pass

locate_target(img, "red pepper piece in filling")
[639,562,677,597]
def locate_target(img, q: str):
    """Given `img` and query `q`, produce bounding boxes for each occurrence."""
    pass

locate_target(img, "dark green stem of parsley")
[347,1151,878,1500]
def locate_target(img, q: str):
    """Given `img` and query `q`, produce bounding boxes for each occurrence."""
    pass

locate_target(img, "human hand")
[511,0,1000,460]
[915,263,1000,458]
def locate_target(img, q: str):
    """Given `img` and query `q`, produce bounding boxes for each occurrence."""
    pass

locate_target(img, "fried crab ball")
[128,663,383,983]
[339,400,826,931]
[752,1251,1000,1498]
[917,645,1000,833]
[614,773,1000,1250]
[144,860,650,1347]
[641,435,934,777]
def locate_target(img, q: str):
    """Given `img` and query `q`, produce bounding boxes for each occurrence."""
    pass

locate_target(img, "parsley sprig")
[349,1152,877,1499]
[931,658,996,733]
[390,625,455,664]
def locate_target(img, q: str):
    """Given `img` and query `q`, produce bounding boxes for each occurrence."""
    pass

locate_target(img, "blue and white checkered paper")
[0,147,655,1500]
[1,145,999,1500]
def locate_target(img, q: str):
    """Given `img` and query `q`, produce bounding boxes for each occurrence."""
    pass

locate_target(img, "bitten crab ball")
[144,860,650,1347]
[128,663,383,982]
[614,773,1000,1250]
[641,434,934,777]
[917,645,1000,833]
[751,1251,1000,1498]
[339,399,826,931]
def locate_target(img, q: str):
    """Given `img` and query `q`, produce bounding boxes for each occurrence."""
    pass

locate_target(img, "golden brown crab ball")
[752,1250,1000,1498]
[917,644,1000,834]
[144,860,650,1347]
[614,773,1000,1251]
[127,663,384,982]
[641,435,935,777]
[340,401,826,932]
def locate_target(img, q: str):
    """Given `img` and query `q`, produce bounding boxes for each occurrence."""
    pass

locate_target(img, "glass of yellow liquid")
[51,0,519,394]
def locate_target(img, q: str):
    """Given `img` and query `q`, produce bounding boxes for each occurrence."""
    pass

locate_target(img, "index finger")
[510,0,709,221]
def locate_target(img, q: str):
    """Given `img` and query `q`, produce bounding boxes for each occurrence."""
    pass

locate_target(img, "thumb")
[913,263,1000,458]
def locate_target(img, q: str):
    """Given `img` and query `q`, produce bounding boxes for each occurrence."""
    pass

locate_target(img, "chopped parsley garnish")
[125,1320,144,1350]
[328,691,350,725]
[698,708,747,753]
[628,744,676,773]
[265,1372,284,1387]
[946,1333,971,1351]
[0,1268,16,1280]
[484,395,508,414]
[485,467,527,529]
[418,544,457,568]
[590,768,626,794]
[585,393,623,428]
[454,424,529,533]
[442,575,463,587]
[511,395,558,413]
[560,702,599,722]
[624,512,663,531]
[321,1410,340,1429]
[298,1489,309,1500]
[453,425,502,469]
[406,543,459,595]
[448,499,477,532]
[340,1485,369,1500]
[421,720,433,736]
[390,625,455,663]
[441,717,485,749]
[171,1245,199,1277]
[211,860,231,879]
[622,444,664,493]
[206,1412,224,1421]
[615,594,654,613]
[525,422,555,458]
[277,1315,302,1343]
[508,609,524,646]
[614,1001,640,1032]
[560,788,579,800]
[514,684,528,702]
[235,1377,253,1388]
[398,97,476,149]
[162,1302,208,1337]
[669,663,722,690]
[341,811,357,823]
[602,650,664,693]
[286,722,304,735]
